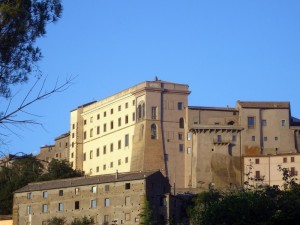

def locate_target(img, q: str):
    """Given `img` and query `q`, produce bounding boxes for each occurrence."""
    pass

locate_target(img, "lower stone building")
[13,170,178,225]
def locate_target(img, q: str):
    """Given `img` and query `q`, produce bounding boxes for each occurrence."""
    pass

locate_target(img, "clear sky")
[2,0,300,155]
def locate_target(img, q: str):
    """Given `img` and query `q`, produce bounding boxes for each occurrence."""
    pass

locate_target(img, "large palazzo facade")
[36,79,300,190]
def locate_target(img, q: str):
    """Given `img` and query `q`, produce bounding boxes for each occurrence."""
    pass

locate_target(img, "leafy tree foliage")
[0,155,43,214]
[70,216,95,225]
[47,217,66,225]
[139,197,154,225]
[0,0,62,97]
[39,159,83,181]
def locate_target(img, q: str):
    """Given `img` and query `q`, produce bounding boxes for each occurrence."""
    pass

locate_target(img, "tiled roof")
[14,170,161,193]
[189,106,237,111]
[237,101,290,109]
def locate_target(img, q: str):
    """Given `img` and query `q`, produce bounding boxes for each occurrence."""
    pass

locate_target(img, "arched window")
[137,102,146,120]
[151,124,157,139]
[179,118,184,128]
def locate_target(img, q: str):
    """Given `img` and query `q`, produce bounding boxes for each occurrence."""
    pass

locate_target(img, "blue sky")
[2,0,300,155]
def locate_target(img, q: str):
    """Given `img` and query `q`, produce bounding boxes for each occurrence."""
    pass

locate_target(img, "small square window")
[104,111,107,117]
[125,183,131,190]
[262,120,267,126]
[232,135,236,142]
[97,114,100,120]
[264,136,268,141]
[251,136,256,141]
[125,102,128,108]
[248,117,255,129]
[111,108,114,114]
[187,147,192,154]
[178,133,183,140]
[291,157,295,162]
[178,102,183,110]
[125,213,131,221]
[179,144,184,152]
[91,186,97,193]
[59,190,63,196]
[125,157,129,163]
[27,192,32,199]
[105,185,110,192]
[91,199,97,208]
[58,202,64,211]
[275,136,278,141]
[255,158,260,164]
[283,157,287,163]
[118,105,121,111]
[75,188,80,195]
[281,120,286,127]
[75,201,80,210]
[125,196,130,206]
[104,198,110,207]
[84,120,87,125]
[42,204,48,213]
[43,191,48,199]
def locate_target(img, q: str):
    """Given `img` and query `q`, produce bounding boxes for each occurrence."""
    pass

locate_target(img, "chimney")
[115,170,118,180]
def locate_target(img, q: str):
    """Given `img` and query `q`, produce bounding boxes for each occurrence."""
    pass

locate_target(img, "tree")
[0,0,62,98]
[0,155,44,214]
[70,216,95,225]
[47,217,66,225]
[139,197,154,225]
[39,159,83,181]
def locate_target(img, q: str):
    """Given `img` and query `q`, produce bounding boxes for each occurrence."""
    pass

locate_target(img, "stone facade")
[13,171,174,225]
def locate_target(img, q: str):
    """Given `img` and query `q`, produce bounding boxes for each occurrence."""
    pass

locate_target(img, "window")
[84,131,87,140]
[97,126,100,135]
[262,120,267,126]
[179,144,184,152]
[187,147,192,154]
[118,117,121,127]
[43,191,48,199]
[125,102,128,108]
[84,120,87,125]
[90,150,93,159]
[103,145,107,154]
[132,112,135,121]
[133,100,135,106]
[58,203,64,211]
[104,215,109,223]
[255,171,261,179]
[255,158,260,164]
[97,114,100,120]
[178,102,183,110]
[232,135,237,142]
[103,164,106,170]
[187,132,192,141]
[125,183,131,190]
[178,133,183,140]
[27,192,32,199]
[125,115,129,124]
[125,213,131,221]
[118,105,121,111]
[125,157,129,163]
[110,162,113,168]
[111,108,114,114]
[104,111,106,117]
[72,133,75,138]
[105,185,110,192]
[217,135,222,142]
[27,205,32,215]
[83,153,86,161]
[281,120,286,127]
[96,148,100,157]
[104,198,110,207]
[275,136,278,141]
[264,136,268,141]
[110,143,114,152]
[42,204,48,213]
[151,107,157,119]
[179,118,184,128]
[91,186,97,193]
[96,166,99,172]
[151,124,157,139]
[118,140,121,149]
[125,196,130,206]
[75,201,80,210]
[118,159,121,165]
[248,116,255,128]
[103,123,107,132]
[59,190,63,196]
[125,134,129,147]
[75,188,80,195]
[110,121,114,129]
[71,152,74,158]
[251,136,256,141]
[164,154,168,161]
[72,124,75,129]
[91,199,97,208]
[283,157,287,163]
[291,167,296,176]
[291,157,295,162]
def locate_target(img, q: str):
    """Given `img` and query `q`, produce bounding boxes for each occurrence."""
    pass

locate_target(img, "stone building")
[69,79,190,189]
[36,132,70,167]
[13,170,176,225]
[243,153,300,189]
[34,79,300,191]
